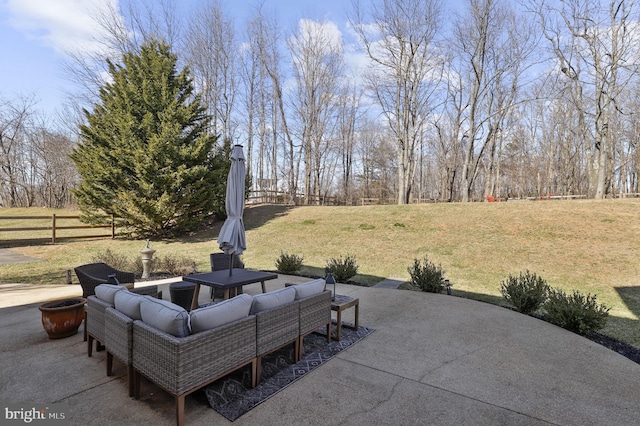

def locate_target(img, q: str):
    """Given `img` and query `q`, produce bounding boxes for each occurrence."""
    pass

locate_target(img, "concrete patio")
[2,276,640,425]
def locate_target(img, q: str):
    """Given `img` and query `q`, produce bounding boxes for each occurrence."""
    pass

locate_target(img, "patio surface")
[2,275,640,425]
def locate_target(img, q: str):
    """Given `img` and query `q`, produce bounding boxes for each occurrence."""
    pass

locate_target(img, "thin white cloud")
[299,19,342,52]
[5,0,119,56]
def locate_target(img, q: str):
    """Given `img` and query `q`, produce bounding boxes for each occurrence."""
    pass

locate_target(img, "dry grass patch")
[1,200,639,346]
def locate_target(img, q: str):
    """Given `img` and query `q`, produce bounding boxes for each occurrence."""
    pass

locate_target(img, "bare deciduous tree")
[0,96,36,207]
[185,0,237,142]
[531,0,640,198]
[350,0,444,204]
[288,19,345,205]
[450,0,536,202]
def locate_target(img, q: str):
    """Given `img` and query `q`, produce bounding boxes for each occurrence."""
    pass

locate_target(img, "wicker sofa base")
[133,358,257,426]
[132,316,258,426]
[95,286,332,426]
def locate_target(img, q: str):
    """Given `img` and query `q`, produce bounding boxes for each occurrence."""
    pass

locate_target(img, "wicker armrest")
[86,295,112,343]
[299,290,332,336]
[112,270,135,285]
[132,315,257,396]
[104,307,134,365]
[255,301,299,356]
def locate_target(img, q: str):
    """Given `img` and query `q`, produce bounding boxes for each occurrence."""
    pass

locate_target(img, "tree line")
[1,0,639,209]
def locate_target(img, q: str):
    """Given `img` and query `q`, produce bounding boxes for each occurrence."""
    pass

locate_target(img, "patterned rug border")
[206,325,374,421]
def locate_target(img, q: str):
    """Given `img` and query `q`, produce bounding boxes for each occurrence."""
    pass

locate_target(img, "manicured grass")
[1,200,639,347]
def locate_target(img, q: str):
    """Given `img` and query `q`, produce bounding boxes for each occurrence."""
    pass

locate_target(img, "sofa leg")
[294,338,301,363]
[88,335,94,357]
[133,370,141,399]
[106,352,113,376]
[251,359,257,388]
[256,356,263,386]
[96,341,105,352]
[176,395,185,426]
[326,321,332,343]
[127,365,135,397]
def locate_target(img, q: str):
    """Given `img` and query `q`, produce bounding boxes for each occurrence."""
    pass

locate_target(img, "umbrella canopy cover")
[218,145,246,256]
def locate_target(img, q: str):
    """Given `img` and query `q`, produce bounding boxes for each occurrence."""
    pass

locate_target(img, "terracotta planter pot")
[39,297,86,339]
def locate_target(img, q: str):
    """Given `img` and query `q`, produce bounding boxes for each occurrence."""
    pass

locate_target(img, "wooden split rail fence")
[0,215,115,245]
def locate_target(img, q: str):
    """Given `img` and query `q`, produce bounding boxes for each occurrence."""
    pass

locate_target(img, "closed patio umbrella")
[217,144,246,275]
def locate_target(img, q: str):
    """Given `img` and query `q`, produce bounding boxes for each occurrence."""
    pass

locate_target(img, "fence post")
[52,214,56,244]
[111,215,115,238]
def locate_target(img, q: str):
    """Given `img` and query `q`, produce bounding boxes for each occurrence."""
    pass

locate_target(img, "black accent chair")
[74,262,136,298]
[209,253,244,299]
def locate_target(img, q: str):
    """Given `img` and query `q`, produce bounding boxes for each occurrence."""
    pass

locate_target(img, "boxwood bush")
[543,288,610,335]
[408,256,446,293]
[325,255,359,282]
[275,252,304,274]
[499,270,549,315]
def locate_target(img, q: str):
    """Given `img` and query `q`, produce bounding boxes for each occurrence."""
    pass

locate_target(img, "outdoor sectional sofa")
[85,285,160,357]
[87,279,332,426]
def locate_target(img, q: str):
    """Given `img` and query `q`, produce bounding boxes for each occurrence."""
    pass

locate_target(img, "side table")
[169,281,196,312]
[331,294,359,341]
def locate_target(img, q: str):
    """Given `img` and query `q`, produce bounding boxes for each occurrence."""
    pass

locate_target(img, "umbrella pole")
[229,254,233,276]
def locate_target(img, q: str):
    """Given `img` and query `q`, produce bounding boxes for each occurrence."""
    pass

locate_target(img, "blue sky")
[0,0,467,122]
[0,0,353,120]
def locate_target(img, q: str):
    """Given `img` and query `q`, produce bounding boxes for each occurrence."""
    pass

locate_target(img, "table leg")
[261,281,266,293]
[223,288,230,300]
[191,284,201,311]
[336,307,343,341]
[355,302,359,329]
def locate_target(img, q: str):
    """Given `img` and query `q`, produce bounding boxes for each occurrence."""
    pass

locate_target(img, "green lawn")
[1,200,639,347]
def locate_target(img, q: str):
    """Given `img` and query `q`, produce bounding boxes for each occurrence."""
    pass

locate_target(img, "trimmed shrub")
[543,288,610,335]
[408,256,445,293]
[91,249,196,277]
[91,248,134,272]
[275,252,304,273]
[325,255,359,282]
[155,253,197,276]
[499,270,549,315]
[132,256,144,276]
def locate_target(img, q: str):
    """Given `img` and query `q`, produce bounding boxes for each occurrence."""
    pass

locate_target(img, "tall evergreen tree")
[71,39,227,237]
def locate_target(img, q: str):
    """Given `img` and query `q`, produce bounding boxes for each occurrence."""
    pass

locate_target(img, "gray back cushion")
[114,290,146,320]
[250,286,296,315]
[140,297,190,337]
[293,279,326,300]
[95,284,125,305]
[190,294,253,334]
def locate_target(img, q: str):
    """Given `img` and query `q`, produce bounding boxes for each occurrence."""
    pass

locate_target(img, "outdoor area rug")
[205,325,374,421]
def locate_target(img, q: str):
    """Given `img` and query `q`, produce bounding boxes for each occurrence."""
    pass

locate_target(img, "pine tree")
[71,39,228,237]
